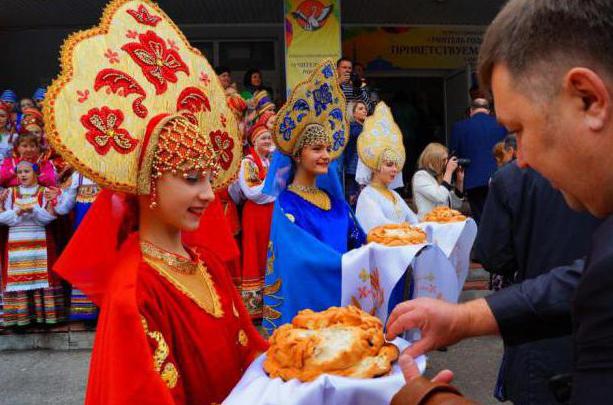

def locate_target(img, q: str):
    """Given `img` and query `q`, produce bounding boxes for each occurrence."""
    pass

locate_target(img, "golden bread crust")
[263,306,399,382]
[423,206,467,223]
[367,223,427,246]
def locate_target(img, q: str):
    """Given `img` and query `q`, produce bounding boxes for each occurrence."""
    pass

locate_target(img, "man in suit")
[450,98,506,223]
[475,164,601,404]
[388,0,613,403]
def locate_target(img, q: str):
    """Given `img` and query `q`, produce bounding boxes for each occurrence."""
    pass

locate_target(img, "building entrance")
[369,69,470,194]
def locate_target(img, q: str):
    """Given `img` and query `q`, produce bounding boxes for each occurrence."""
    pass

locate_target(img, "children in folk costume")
[54,172,100,321]
[46,1,267,403]
[243,90,275,141]
[355,102,419,233]
[238,122,275,322]
[19,108,45,140]
[0,160,64,327]
[0,133,57,188]
[262,60,366,334]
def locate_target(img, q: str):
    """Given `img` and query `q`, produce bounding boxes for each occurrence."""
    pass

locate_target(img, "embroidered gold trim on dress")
[141,316,179,389]
[238,329,248,347]
[287,184,331,211]
[263,304,282,321]
[266,241,275,276]
[371,183,397,204]
[144,258,224,318]
[141,240,198,274]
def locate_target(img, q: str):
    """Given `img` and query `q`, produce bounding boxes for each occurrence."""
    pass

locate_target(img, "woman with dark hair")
[45,1,267,403]
[241,68,273,100]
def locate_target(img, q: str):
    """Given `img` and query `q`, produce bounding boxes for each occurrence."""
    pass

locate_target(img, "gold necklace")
[288,183,331,211]
[371,183,396,204]
[140,240,197,275]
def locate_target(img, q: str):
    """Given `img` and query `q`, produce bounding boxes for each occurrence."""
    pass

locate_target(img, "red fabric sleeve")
[198,246,269,366]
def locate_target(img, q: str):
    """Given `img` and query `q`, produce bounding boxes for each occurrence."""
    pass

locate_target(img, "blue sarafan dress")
[263,186,365,334]
[261,154,366,334]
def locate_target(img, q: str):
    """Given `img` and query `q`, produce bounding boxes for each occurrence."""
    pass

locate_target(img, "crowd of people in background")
[0,87,100,329]
[0,55,512,333]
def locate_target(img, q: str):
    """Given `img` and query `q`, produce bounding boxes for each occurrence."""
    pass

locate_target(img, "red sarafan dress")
[53,191,268,405]
[238,148,274,321]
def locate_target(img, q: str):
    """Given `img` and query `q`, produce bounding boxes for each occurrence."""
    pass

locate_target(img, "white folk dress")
[355,185,419,233]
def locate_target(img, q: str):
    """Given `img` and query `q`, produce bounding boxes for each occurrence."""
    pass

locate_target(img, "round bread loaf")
[263,306,399,382]
[367,223,427,246]
[423,206,466,223]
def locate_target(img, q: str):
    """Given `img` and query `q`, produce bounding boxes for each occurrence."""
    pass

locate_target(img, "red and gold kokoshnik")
[43,0,241,194]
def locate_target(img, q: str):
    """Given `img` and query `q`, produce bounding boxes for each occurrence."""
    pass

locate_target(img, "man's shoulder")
[576,218,613,307]
[587,217,613,268]
[473,112,506,131]
[490,162,523,188]
[574,217,613,373]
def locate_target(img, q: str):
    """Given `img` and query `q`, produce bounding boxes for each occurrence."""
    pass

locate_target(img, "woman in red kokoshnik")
[45,1,267,403]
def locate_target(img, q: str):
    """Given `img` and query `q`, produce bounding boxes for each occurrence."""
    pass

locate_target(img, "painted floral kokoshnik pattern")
[312,83,332,116]
[122,30,189,95]
[80,106,138,155]
[209,130,235,170]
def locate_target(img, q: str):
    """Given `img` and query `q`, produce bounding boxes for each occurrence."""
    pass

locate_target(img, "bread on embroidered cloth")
[263,306,399,382]
[424,206,467,223]
[367,223,427,246]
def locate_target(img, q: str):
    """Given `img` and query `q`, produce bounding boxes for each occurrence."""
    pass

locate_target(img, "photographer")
[450,98,506,224]
[336,57,372,113]
[412,143,464,220]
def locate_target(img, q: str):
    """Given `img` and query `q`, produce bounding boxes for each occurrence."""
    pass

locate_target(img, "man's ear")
[563,67,611,132]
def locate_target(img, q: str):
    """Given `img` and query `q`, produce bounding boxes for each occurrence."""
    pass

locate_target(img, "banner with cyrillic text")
[284,0,341,95]
[343,27,485,70]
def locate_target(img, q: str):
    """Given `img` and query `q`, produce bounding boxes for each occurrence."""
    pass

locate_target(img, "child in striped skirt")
[0,160,64,327]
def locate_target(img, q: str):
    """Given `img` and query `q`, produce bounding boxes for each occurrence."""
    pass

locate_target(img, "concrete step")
[467,266,490,282]
[0,330,94,351]
[459,289,491,302]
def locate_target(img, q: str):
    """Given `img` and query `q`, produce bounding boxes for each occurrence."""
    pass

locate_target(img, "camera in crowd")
[449,152,471,168]
[456,158,471,167]
[350,72,363,88]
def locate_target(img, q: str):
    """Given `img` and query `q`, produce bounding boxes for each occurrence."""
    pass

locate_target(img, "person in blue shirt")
[450,98,506,223]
